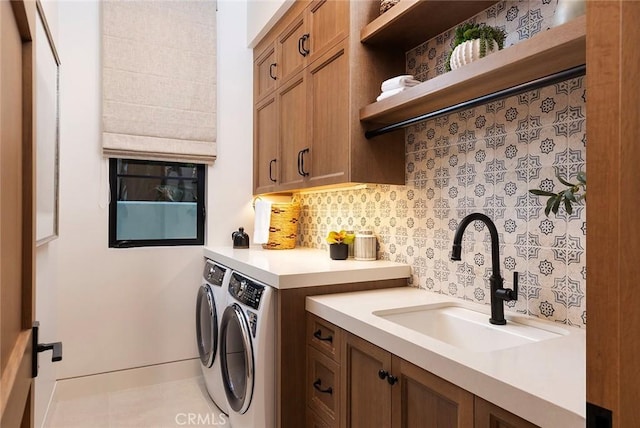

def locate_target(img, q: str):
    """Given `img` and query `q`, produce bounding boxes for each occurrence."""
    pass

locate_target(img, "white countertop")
[307,287,586,427]
[203,246,411,289]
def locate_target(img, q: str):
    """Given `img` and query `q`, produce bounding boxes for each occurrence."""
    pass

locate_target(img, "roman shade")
[102,0,216,163]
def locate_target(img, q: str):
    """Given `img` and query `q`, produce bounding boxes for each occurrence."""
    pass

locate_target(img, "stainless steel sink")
[373,303,568,352]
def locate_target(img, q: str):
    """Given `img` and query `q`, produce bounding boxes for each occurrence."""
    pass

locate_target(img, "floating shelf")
[361,0,498,51]
[360,15,586,127]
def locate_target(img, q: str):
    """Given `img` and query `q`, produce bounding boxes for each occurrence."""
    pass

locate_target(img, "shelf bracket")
[364,65,586,139]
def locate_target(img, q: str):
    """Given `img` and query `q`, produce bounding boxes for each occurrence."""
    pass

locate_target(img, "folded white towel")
[253,199,272,244]
[376,87,407,102]
[381,75,421,92]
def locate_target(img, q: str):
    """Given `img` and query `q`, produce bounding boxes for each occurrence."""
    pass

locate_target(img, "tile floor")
[44,376,229,428]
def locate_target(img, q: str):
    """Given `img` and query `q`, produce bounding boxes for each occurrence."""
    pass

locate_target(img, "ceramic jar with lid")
[354,231,377,261]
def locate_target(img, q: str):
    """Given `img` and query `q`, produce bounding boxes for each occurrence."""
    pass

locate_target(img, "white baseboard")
[52,358,201,402]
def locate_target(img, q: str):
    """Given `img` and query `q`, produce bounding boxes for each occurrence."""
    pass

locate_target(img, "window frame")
[108,158,206,248]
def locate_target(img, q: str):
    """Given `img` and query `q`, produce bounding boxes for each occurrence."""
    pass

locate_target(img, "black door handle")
[32,321,63,378]
[269,159,277,183]
[298,148,310,177]
[269,63,277,80]
[313,379,333,395]
[301,34,310,56]
[313,329,333,342]
[298,36,305,56]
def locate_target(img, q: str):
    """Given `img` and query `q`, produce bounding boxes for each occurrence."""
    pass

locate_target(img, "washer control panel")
[228,272,264,310]
[203,260,226,287]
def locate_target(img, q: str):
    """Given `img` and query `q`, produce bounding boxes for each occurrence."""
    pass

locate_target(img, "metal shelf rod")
[364,64,586,139]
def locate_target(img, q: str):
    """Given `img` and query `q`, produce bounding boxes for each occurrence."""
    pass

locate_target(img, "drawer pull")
[313,379,333,395]
[313,329,333,343]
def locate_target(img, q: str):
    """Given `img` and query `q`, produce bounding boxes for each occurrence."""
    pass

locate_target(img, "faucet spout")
[450,213,517,325]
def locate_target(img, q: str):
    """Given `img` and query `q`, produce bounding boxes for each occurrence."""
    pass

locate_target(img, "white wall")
[54,0,253,380]
[246,0,291,47]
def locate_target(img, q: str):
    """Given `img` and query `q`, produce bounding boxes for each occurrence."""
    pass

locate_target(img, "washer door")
[196,285,217,368]
[220,303,254,414]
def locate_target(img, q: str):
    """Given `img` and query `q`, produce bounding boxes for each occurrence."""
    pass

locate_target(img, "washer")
[196,259,231,414]
[220,271,276,428]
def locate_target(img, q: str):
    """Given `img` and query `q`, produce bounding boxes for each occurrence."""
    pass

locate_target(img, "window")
[109,159,205,248]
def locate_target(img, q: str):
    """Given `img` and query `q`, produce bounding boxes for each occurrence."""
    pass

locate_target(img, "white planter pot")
[449,39,499,71]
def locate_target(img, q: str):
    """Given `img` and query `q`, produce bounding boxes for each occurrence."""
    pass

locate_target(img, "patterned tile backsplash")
[293,1,586,328]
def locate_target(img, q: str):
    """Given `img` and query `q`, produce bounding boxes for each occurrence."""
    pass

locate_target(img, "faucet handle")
[496,271,519,302]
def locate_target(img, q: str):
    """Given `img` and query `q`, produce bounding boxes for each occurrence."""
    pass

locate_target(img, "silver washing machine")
[219,271,276,428]
[196,259,231,414]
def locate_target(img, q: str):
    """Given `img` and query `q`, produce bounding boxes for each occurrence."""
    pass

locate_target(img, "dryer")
[196,259,231,414]
[219,271,276,428]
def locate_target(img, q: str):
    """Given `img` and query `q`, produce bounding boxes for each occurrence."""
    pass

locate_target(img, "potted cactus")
[446,23,506,71]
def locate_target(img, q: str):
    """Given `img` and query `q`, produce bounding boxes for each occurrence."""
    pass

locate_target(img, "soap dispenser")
[232,227,250,249]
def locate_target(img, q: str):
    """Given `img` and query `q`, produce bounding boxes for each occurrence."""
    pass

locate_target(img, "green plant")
[326,230,355,245]
[445,23,506,71]
[529,171,586,216]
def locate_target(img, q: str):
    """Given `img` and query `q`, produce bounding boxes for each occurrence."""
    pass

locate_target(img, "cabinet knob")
[378,369,398,385]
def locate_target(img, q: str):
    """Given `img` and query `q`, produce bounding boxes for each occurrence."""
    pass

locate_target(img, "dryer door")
[220,303,255,414]
[196,284,218,368]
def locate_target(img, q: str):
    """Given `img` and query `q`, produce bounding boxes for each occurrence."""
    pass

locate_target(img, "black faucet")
[450,213,518,325]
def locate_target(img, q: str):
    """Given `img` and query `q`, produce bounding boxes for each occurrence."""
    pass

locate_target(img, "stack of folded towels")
[376,75,421,101]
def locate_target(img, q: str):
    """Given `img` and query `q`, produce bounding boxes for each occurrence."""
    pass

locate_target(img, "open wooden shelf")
[360,0,498,51]
[360,15,586,127]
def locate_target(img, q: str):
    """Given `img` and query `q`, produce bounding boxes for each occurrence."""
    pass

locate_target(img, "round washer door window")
[196,285,217,368]
[220,303,255,414]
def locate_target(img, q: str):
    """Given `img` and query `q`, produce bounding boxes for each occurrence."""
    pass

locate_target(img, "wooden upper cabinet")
[254,42,277,102]
[277,73,308,189]
[306,40,349,187]
[306,0,349,63]
[252,0,406,194]
[254,94,278,194]
[342,332,393,428]
[277,12,308,85]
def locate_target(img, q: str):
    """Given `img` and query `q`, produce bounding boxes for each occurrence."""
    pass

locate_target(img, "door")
[220,303,255,414]
[277,73,307,189]
[254,42,277,102]
[306,0,348,64]
[276,12,307,85]
[391,356,474,428]
[254,94,278,194]
[196,284,219,368]
[306,40,349,187]
[342,332,392,428]
[0,1,36,427]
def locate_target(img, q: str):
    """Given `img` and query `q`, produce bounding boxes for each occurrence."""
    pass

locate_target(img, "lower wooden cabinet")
[306,313,540,428]
[474,397,540,428]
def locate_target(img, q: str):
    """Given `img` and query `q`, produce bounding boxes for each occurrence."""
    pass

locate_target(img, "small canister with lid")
[354,231,377,261]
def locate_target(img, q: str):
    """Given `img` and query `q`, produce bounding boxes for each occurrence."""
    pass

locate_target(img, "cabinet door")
[278,73,308,189]
[307,0,349,63]
[342,332,392,428]
[277,12,307,85]
[306,40,349,187]
[392,356,474,428]
[254,42,277,102]
[474,397,540,428]
[254,94,278,194]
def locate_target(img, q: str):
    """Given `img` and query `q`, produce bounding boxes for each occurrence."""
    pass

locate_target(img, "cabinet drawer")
[475,397,540,428]
[306,406,334,428]
[307,345,340,425]
[307,313,341,361]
